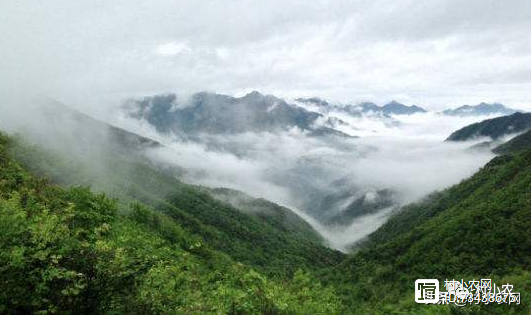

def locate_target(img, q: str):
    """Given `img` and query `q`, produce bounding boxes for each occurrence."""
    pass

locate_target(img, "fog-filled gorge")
[0,93,506,251]
[107,94,498,250]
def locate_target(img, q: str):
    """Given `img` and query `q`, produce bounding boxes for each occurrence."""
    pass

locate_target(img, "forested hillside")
[324,137,531,314]
[7,113,343,277]
[493,129,531,155]
[0,131,344,313]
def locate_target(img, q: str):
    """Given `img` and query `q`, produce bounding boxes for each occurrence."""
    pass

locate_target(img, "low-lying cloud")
[113,110,496,250]
[0,95,500,251]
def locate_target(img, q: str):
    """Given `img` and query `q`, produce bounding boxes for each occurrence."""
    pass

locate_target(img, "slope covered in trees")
[493,129,531,155]
[7,109,343,277]
[0,131,344,313]
[324,139,531,314]
[205,187,324,244]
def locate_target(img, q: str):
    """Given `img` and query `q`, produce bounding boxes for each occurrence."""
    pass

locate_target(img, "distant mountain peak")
[295,97,330,107]
[385,100,402,106]
[295,97,426,116]
[242,90,265,99]
[357,102,380,112]
[123,91,359,137]
[443,102,518,117]
[247,90,262,96]
[381,101,426,115]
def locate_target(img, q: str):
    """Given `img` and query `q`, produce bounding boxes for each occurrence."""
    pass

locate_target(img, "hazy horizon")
[2,0,531,114]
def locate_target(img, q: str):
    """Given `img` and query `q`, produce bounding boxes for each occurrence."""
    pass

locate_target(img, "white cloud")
[155,42,190,56]
[1,0,531,112]
[113,111,495,250]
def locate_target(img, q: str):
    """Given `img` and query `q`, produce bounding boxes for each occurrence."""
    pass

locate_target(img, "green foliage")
[0,156,116,312]
[8,132,343,277]
[324,140,531,314]
[493,129,531,155]
[0,132,342,314]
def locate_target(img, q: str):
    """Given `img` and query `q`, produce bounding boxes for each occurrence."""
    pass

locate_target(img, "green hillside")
[324,141,531,313]
[0,131,345,314]
[205,187,324,244]
[7,117,342,278]
[493,129,531,155]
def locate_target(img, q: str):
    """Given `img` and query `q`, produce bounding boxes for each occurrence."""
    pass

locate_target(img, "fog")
[0,91,505,252]
[110,107,496,249]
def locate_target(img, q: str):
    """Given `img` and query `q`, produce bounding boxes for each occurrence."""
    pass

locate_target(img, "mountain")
[304,174,398,227]
[381,100,427,115]
[324,189,396,227]
[124,91,349,137]
[493,129,531,155]
[443,102,518,117]
[357,102,381,113]
[204,187,323,244]
[296,98,426,116]
[0,131,343,314]
[324,137,531,313]
[6,102,344,277]
[446,112,531,141]
[294,97,330,108]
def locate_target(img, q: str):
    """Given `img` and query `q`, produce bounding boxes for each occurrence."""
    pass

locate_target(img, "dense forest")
[324,129,531,313]
[0,131,344,314]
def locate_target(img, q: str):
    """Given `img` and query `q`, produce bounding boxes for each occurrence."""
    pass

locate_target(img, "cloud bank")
[1,0,531,112]
[113,109,496,249]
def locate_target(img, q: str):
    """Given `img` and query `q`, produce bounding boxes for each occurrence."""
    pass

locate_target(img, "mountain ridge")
[125,91,352,137]
[442,102,519,117]
[7,102,344,276]
[296,98,427,116]
[446,112,531,141]
[324,136,531,313]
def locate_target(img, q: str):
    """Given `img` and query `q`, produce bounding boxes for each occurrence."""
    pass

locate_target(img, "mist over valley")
[2,2,531,313]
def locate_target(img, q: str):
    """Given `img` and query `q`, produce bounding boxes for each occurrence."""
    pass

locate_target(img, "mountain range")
[296,97,521,117]
[123,91,527,231]
[125,92,523,141]
[125,91,351,138]
[296,98,427,116]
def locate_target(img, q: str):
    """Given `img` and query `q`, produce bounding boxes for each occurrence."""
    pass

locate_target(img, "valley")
[1,92,531,313]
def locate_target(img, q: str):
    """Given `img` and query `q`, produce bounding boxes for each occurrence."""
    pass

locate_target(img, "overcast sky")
[2,0,531,111]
